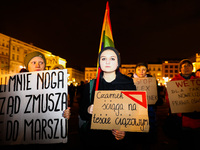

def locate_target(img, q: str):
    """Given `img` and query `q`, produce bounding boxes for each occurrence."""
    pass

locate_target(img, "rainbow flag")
[95,1,115,91]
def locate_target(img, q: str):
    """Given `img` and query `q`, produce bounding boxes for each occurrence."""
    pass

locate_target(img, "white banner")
[0,69,68,145]
[133,77,158,105]
[167,79,200,113]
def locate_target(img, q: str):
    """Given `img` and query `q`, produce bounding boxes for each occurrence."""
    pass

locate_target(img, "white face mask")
[100,50,118,73]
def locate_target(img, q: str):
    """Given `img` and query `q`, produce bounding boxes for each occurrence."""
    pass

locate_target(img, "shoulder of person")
[146,74,153,77]
[192,72,200,79]
[171,73,183,81]
[117,72,133,81]
[84,79,97,90]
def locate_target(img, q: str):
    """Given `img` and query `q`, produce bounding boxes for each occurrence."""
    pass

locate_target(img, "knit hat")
[52,64,64,70]
[24,51,46,70]
[179,59,193,71]
[98,47,121,70]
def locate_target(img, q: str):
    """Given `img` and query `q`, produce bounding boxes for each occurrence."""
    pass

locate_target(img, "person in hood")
[79,47,136,148]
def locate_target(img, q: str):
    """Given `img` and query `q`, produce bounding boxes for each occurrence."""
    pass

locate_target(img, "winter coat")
[79,71,136,147]
[80,71,136,121]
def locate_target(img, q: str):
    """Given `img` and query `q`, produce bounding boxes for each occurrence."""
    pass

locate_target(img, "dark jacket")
[80,71,136,121]
[79,71,136,147]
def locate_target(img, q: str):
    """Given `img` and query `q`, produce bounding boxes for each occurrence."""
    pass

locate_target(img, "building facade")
[85,64,164,84]
[67,68,85,86]
[162,61,179,80]
[85,53,199,85]
[120,64,136,77]
[192,53,200,72]
[85,53,200,85]
[148,64,163,81]
[85,67,97,82]
[0,33,67,75]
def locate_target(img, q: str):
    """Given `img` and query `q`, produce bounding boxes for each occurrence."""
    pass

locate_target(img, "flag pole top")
[106,1,109,10]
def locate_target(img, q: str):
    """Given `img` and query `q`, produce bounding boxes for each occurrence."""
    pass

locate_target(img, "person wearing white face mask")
[79,47,136,148]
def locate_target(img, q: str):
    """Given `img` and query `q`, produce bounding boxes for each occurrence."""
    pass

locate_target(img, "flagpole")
[95,1,113,91]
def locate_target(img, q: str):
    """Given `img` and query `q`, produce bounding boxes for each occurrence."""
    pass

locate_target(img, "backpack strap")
[89,79,95,103]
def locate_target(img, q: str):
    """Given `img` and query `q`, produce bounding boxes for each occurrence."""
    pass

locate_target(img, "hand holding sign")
[88,104,94,114]
[112,129,125,140]
[63,107,71,119]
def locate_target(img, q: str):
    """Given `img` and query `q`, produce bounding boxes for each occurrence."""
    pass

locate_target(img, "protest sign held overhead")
[133,77,158,105]
[91,90,149,132]
[167,78,200,113]
[0,69,68,145]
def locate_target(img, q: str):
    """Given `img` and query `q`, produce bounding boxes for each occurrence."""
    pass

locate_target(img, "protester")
[19,68,28,73]
[166,59,200,150]
[79,47,136,148]
[77,81,86,131]
[195,68,200,77]
[24,51,46,72]
[24,51,70,120]
[133,63,150,78]
[51,64,71,118]
[52,64,64,70]
[156,83,166,106]
[68,83,75,107]
[133,63,157,149]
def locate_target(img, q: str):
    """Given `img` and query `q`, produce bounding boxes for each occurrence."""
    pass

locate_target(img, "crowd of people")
[16,49,200,149]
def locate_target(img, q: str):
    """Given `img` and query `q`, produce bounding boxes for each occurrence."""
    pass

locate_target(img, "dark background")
[1,0,200,70]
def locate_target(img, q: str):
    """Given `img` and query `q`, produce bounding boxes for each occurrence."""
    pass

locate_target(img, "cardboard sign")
[133,77,158,105]
[166,79,200,113]
[91,90,149,132]
[0,69,68,145]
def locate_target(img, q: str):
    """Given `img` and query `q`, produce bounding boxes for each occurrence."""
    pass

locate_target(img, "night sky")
[1,0,200,70]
